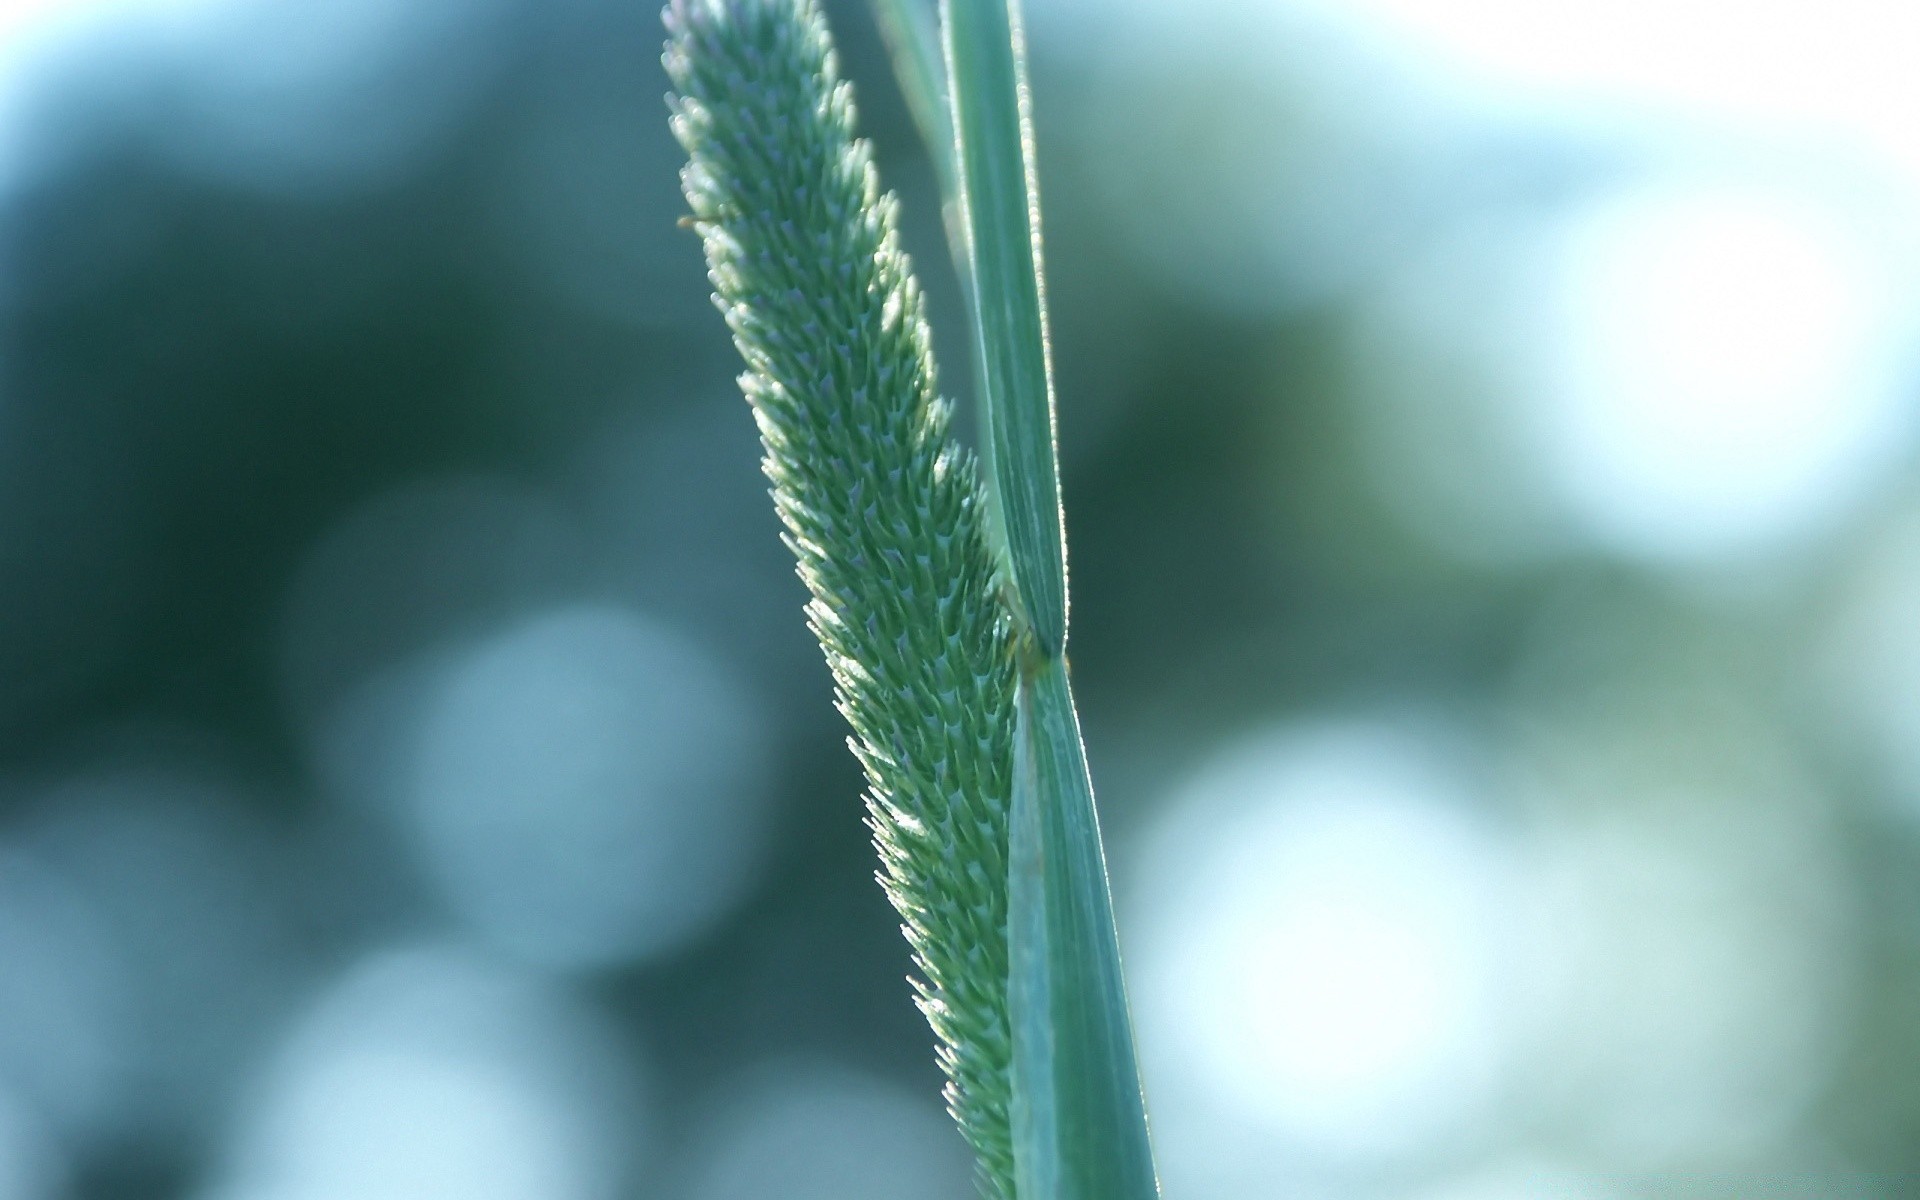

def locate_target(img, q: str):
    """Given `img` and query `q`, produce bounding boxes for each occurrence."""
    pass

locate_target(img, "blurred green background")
[2,0,1919,1196]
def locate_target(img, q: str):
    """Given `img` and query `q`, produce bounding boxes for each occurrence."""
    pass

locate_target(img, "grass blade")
[868,0,1012,581]
[1011,657,1158,1199]
[941,0,1066,654]
[1006,671,1059,1200]
[939,0,1159,1192]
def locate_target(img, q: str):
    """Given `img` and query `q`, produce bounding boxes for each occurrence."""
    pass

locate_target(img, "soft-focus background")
[0,0,1917,1196]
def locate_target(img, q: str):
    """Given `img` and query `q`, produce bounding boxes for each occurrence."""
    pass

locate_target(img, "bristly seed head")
[664,1,1017,1195]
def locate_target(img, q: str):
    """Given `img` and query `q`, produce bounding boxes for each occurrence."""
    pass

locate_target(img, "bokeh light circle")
[404,603,774,971]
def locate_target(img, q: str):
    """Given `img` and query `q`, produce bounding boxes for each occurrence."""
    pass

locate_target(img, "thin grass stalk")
[939,0,1161,1193]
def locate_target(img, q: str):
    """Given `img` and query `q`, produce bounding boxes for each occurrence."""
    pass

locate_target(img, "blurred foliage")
[1,0,1918,1197]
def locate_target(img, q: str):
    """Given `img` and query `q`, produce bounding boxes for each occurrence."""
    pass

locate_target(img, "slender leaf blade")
[1007,673,1059,1200]
[942,0,1067,654]
[1010,657,1159,1199]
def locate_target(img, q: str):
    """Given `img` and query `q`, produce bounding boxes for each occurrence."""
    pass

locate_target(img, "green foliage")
[1010,662,1159,1199]
[666,1,1158,1194]
[663,1,1018,1192]
[939,1,1159,1193]
[941,0,1068,656]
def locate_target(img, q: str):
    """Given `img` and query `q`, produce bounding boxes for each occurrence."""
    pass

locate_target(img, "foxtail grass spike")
[664,2,1017,1193]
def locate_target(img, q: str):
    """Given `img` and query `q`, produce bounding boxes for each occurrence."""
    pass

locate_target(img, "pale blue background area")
[0,0,1915,1196]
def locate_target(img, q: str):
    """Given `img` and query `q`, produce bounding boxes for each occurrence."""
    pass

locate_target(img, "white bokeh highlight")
[1356,177,1920,568]
[1133,721,1521,1176]
[201,944,641,1200]
[1038,0,1920,190]
[1296,0,1920,188]
[1042,0,1920,572]
[0,0,508,196]
[157,0,509,192]
[404,603,774,970]
[1522,181,1918,563]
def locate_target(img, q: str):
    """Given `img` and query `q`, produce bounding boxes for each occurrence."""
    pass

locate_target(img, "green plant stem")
[942,0,1067,655]
[937,0,1160,1194]
[1011,657,1158,1199]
